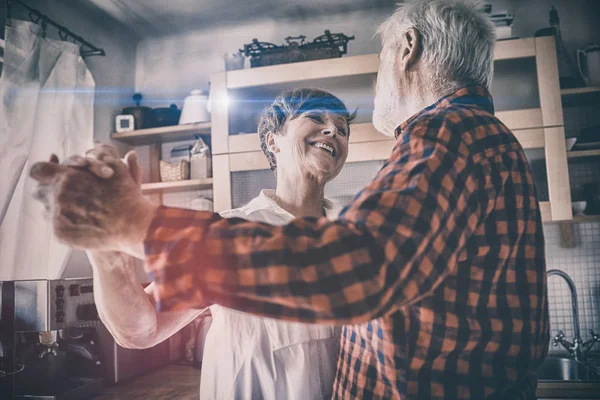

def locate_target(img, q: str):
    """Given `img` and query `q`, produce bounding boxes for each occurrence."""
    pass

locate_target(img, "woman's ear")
[266,132,279,154]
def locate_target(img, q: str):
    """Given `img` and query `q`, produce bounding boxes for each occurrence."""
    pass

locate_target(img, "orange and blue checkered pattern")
[144,85,549,399]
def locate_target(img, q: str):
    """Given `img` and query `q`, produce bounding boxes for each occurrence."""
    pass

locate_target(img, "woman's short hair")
[258,88,356,173]
[377,0,495,94]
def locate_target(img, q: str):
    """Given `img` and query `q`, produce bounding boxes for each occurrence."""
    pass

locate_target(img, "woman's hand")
[29,143,156,257]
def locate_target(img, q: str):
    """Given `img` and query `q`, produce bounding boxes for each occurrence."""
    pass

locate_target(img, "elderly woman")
[81,88,355,399]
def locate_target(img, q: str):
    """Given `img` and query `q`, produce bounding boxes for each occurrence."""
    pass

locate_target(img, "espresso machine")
[0,279,104,399]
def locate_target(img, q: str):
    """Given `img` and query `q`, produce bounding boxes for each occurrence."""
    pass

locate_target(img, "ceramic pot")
[577,43,600,86]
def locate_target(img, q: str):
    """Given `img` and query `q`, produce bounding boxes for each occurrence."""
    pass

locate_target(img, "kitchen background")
[0,0,599,359]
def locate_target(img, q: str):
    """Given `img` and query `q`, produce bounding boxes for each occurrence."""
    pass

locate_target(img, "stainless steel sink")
[538,357,599,381]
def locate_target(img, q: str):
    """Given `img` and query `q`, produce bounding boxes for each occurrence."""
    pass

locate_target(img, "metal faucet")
[548,269,600,361]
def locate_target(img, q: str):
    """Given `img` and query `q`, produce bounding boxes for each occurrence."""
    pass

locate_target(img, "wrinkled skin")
[29,143,156,253]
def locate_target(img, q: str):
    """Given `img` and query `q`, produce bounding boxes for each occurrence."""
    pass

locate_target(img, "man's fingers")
[63,155,90,168]
[124,150,142,185]
[59,154,114,179]
[30,161,69,184]
[88,159,115,179]
[86,142,120,162]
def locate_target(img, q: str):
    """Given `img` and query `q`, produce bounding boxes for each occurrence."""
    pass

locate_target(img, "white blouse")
[200,190,342,400]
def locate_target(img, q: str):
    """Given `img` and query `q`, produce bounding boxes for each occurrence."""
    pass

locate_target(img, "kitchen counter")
[536,355,600,398]
[537,381,600,399]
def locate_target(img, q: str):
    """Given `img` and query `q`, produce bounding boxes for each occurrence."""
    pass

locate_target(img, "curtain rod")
[6,0,106,57]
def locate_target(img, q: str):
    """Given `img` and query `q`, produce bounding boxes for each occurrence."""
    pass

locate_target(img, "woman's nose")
[322,127,336,138]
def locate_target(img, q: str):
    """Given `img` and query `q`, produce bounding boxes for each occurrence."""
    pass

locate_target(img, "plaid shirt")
[144,85,549,399]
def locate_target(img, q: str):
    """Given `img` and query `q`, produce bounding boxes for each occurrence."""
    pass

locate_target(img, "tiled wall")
[545,221,600,355]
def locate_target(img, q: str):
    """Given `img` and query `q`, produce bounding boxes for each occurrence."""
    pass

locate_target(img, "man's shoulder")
[405,104,519,159]
[409,103,501,135]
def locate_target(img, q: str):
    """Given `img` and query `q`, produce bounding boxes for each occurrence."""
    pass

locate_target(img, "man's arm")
[144,124,489,324]
[88,250,205,349]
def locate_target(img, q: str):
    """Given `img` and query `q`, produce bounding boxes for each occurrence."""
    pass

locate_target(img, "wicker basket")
[160,160,189,182]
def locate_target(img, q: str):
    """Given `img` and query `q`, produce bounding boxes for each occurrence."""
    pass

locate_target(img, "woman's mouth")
[310,142,336,157]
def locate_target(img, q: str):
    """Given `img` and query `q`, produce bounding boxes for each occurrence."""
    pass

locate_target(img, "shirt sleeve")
[144,118,485,324]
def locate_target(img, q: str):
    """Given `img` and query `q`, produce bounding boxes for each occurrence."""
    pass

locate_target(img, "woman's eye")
[307,114,324,123]
[337,126,347,137]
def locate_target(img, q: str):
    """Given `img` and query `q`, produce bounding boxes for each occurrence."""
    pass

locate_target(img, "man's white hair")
[377,0,496,94]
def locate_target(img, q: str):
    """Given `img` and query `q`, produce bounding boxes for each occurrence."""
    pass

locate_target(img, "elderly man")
[31,0,548,398]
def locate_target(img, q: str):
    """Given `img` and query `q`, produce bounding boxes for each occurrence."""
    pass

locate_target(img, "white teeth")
[312,142,334,154]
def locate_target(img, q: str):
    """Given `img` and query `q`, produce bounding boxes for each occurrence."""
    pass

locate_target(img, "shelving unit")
[210,36,574,226]
[108,36,591,243]
[111,123,213,203]
[558,85,600,246]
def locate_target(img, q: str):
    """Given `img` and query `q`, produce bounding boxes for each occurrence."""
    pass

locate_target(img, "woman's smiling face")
[270,110,350,183]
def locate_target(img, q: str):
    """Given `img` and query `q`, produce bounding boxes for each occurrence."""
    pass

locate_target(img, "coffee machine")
[0,279,104,399]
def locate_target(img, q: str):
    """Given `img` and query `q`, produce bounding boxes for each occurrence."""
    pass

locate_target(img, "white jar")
[179,89,210,125]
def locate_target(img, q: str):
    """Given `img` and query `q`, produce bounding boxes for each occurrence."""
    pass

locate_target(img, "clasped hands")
[29,143,158,258]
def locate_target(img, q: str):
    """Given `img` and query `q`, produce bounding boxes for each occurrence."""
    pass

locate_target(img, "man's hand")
[62,142,141,183]
[29,143,157,257]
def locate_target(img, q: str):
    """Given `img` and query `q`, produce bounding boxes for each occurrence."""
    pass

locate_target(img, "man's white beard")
[373,93,406,137]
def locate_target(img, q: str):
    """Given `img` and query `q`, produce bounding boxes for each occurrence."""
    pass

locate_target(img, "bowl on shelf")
[566,138,577,151]
[152,104,181,127]
[572,201,587,216]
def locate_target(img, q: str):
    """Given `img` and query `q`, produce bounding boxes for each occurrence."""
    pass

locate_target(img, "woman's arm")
[88,250,205,349]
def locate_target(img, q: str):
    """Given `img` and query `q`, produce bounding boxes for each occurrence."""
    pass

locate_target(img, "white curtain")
[0,19,95,280]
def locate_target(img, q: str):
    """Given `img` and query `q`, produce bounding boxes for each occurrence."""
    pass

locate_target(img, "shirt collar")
[394,84,494,139]
[243,189,339,219]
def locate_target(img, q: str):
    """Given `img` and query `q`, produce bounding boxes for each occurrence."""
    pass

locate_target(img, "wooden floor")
[92,364,201,400]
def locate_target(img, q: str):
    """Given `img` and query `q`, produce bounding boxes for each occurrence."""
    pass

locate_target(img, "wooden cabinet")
[209,36,575,222]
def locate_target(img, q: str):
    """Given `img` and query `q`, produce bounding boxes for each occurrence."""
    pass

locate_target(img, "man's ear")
[266,132,279,154]
[398,27,422,72]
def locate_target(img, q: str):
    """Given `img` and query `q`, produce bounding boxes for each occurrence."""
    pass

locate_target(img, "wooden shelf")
[567,149,600,159]
[572,214,600,223]
[226,54,379,89]
[224,38,535,90]
[561,87,600,96]
[560,86,600,107]
[111,122,211,145]
[141,178,213,194]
